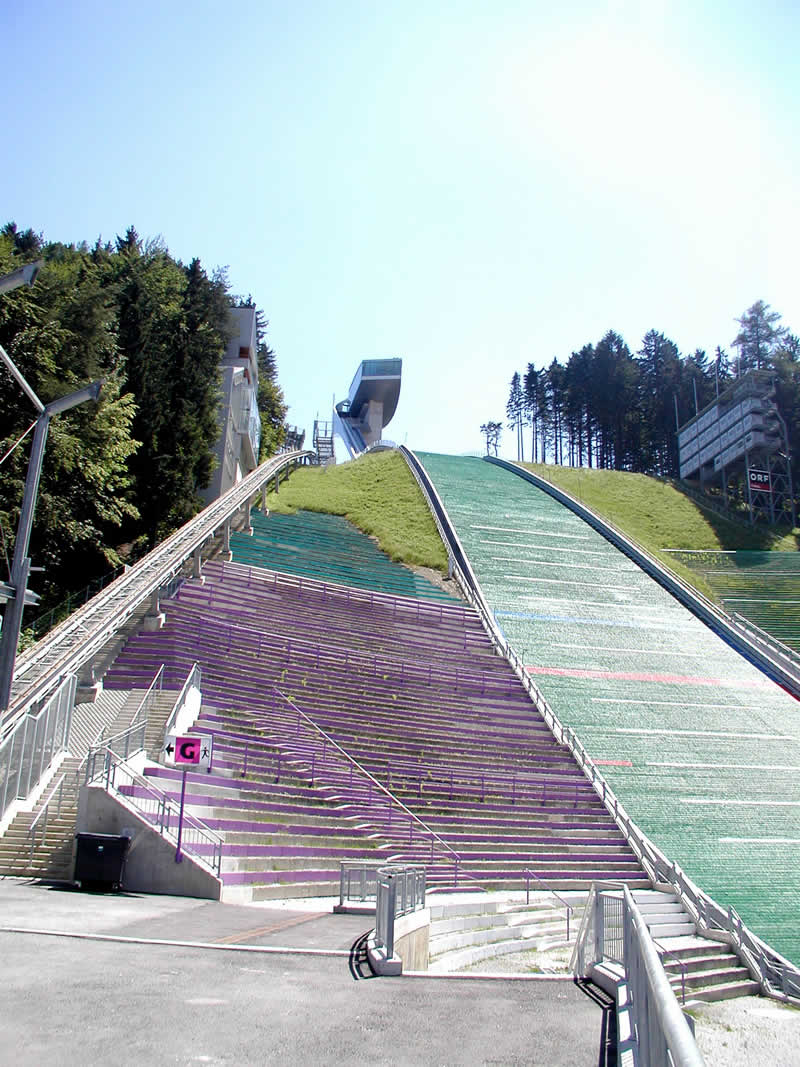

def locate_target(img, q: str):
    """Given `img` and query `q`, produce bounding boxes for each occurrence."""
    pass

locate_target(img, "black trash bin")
[74,832,130,891]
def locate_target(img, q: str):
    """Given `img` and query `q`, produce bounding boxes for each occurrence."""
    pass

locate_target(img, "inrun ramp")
[418,452,800,966]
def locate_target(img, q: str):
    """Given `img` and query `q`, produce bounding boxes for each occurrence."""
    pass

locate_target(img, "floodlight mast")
[0,260,43,296]
[0,276,103,713]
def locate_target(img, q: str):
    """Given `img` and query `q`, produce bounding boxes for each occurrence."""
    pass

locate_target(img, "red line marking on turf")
[593,759,633,767]
[525,665,771,689]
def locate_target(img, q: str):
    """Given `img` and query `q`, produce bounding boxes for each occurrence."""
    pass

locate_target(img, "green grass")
[521,463,798,601]
[266,451,449,572]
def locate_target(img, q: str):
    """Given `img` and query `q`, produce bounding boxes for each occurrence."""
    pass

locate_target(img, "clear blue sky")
[2,1,798,459]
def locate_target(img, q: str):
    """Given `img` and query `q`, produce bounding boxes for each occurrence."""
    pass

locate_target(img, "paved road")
[0,881,612,1066]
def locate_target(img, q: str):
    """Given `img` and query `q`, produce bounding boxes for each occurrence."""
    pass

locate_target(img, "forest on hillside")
[494,303,800,488]
[0,223,289,627]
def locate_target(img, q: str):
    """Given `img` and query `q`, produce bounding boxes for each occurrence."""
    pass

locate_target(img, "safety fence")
[374,865,427,958]
[572,883,705,1067]
[0,672,75,826]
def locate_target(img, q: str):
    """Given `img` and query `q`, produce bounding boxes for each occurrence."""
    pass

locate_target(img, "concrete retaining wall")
[77,784,221,899]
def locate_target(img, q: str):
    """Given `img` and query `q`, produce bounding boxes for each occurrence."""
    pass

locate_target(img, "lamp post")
[0,261,103,713]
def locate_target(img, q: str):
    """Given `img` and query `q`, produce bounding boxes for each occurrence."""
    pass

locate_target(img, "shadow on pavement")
[348,931,378,981]
[575,977,617,1067]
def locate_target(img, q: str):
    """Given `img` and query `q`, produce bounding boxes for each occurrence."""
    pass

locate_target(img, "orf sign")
[748,468,771,493]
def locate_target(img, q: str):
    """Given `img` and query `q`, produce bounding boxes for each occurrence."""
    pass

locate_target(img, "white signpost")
[162,734,214,863]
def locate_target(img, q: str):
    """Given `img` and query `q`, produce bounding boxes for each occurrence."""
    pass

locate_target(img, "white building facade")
[202,306,262,503]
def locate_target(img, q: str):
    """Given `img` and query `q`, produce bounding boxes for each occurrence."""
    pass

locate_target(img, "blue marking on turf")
[494,610,651,629]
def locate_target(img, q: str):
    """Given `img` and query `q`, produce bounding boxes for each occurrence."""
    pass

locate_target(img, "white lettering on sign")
[748,468,771,492]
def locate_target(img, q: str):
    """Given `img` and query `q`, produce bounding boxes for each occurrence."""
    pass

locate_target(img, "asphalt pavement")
[0,879,613,1066]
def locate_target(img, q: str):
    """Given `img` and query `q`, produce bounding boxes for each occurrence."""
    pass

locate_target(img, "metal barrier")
[0,673,76,825]
[26,770,66,861]
[3,449,312,730]
[339,861,385,907]
[572,883,705,1067]
[85,748,223,876]
[374,865,427,958]
[401,447,800,1005]
[523,868,574,940]
[163,662,202,742]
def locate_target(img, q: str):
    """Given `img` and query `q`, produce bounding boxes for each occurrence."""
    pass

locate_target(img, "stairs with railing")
[0,686,177,879]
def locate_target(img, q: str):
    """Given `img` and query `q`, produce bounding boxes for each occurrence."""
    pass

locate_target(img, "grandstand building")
[677,370,795,526]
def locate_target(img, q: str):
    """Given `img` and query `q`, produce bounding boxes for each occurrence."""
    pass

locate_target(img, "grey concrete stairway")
[633,889,761,1004]
[0,687,177,880]
[426,893,584,972]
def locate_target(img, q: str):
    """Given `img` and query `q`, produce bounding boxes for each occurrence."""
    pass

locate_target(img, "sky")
[2,0,799,460]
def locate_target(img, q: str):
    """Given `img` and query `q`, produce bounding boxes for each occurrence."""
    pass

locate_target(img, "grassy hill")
[520,462,798,600]
[265,450,449,572]
[269,450,797,606]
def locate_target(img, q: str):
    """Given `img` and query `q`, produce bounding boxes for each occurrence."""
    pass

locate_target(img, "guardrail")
[85,748,223,877]
[0,673,76,826]
[573,883,705,1067]
[400,447,800,1005]
[374,865,427,958]
[26,770,66,861]
[2,449,312,731]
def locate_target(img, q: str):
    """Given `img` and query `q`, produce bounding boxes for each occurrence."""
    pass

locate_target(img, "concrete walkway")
[0,879,612,1066]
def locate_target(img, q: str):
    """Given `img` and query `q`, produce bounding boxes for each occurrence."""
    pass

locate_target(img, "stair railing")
[523,868,574,940]
[163,662,202,743]
[27,771,67,861]
[652,937,688,1005]
[272,687,481,888]
[571,883,704,1067]
[85,747,222,877]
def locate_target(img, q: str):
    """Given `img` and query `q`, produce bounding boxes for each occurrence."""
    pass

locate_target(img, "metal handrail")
[622,884,706,1067]
[86,747,223,877]
[273,687,474,882]
[163,662,201,741]
[523,868,574,940]
[128,663,164,726]
[401,447,800,1004]
[3,449,312,730]
[653,937,689,1005]
[27,771,66,861]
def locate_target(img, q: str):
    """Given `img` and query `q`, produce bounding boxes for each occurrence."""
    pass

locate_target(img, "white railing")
[163,662,202,742]
[26,770,67,861]
[0,673,76,825]
[374,865,427,957]
[573,883,705,1067]
[401,447,800,1005]
[85,748,223,877]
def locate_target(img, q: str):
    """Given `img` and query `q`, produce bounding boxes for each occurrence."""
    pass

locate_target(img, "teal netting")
[665,550,800,653]
[230,509,457,602]
[419,452,800,966]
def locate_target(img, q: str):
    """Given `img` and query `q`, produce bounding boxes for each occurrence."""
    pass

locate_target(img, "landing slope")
[419,451,800,966]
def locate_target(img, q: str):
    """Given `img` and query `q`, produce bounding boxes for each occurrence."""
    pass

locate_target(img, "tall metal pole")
[0,381,103,714]
[0,413,51,711]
